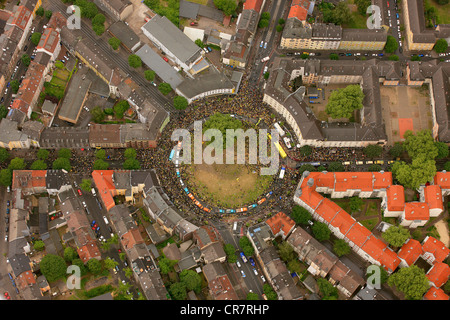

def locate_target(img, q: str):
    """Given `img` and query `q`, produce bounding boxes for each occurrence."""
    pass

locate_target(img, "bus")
[267,133,287,159]
[233,222,238,231]
[279,166,286,179]
[273,122,285,137]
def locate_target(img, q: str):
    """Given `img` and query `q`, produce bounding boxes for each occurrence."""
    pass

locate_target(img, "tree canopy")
[40,254,67,282]
[388,265,429,300]
[128,54,142,68]
[325,85,365,119]
[382,225,411,248]
[385,35,399,53]
[239,236,255,257]
[213,0,238,16]
[52,158,72,171]
[180,269,202,293]
[312,221,331,241]
[434,38,448,53]
[173,96,188,110]
[291,205,312,225]
[108,37,121,50]
[333,239,351,257]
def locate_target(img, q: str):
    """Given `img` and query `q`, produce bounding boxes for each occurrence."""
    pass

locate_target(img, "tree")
[173,96,188,110]
[389,142,404,158]
[144,70,156,82]
[276,24,284,32]
[330,53,339,60]
[202,112,243,149]
[298,164,316,175]
[92,13,106,26]
[158,82,172,95]
[58,148,72,159]
[411,55,421,61]
[263,283,278,300]
[278,18,286,25]
[367,164,382,172]
[403,130,438,160]
[223,244,237,263]
[86,258,102,275]
[52,158,72,171]
[180,269,202,293]
[30,160,47,170]
[169,282,187,300]
[239,236,255,257]
[45,10,53,20]
[108,37,121,50]
[247,292,259,300]
[299,145,312,156]
[258,12,270,28]
[389,54,399,61]
[332,1,351,25]
[90,106,106,123]
[158,256,178,275]
[291,205,312,225]
[128,54,142,68]
[80,179,92,192]
[333,239,351,257]
[36,6,45,16]
[0,169,12,186]
[123,158,141,170]
[213,0,238,16]
[328,161,344,172]
[384,35,399,53]
[93,159,109,170]
[366,265,388,285]
[92,23,105,36]
[382,225,411,248]
[349,197,364,212]
[8,157,26,170]
[21,54,31,67]
[434,38,448,53]
[31,32,42,46]
[312,221,331,241]
[95,149,106,160]
[194,39,204,48]
[72,258,88,276]
[33,240,45,251]
[435,141,449,159]
[113,100,130,119]
[317,278,338,300]
[278,241,296,263]
[104,258,118,270]
[391,155,436,189]
[0,148,10,163]
[436,0,449,4]
[10,80,20,94]
[263,72,270,80]
[325,85,365,119]
[124,267,133,278]
[36,149,49,161]
[0,105,7,119]
[40,254,67,282]
[124,148,137,159]
[388,265,429,300]
[64,247,78,262]
[354,0,371,15]
[364,145,383,158]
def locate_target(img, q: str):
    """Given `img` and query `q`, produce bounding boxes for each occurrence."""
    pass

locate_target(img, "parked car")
[261,275,266,282]
[240,270,246,278]
[236,261,241,268]
[163,56,169,62]
[190,21,198,26]
[260,40,264,48]
[77,189,82,196]
[253,268,258,275]
[249,257,255,267]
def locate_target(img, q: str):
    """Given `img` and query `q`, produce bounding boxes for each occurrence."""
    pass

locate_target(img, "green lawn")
[365,202,379,216]
[360,218,378,231]
[429,0,450,24]
[344,11,368,29]
[185,0,208,5]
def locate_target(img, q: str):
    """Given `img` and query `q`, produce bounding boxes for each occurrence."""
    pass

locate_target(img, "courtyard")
[380,85,433,146]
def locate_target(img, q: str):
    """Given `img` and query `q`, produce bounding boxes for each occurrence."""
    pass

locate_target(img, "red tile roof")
[424,185,443,210]
[78,241,101,263]
[315,197,342,223]
[334,172,374,192]
[386,185,405,212]
[398,239,422,266]
[92,170,116,211]
[288,0,310,21]
[403,202,429,221]
[345,222,372,248]
[265,212,296,237]
[242,0,264,12]
[434,172,450,189]
[372,172,393,189]
[329,210,356,235]
[37,27,60,54]
[314,172,335,189]
[121,228,144,249]
[422,236,450,263]
[424,287,449,300]
[12,170,47,190]
[426,262,450,288]
[9,6,32,30]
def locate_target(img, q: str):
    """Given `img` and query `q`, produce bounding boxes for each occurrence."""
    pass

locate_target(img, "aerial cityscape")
[0,0,450,305]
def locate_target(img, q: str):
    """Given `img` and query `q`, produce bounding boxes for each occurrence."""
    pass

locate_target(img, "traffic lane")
[237,254,264,296]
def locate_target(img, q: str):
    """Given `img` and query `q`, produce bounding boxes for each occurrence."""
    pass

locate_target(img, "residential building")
[107,21,141,53]
[94,0,133,21]
[36,27,61,61]
[0,118,30,149]
[57,72,92,124]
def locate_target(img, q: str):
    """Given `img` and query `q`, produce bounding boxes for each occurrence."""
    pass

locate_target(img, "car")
[61,59,65,63]
[419,54,424,57]
[379,53,384,56]
[82,201,87,208]
[253,268,258,275]
[263,42,267,49]
[316,53,321,56]
[207,47,212,52]
[236,261,241,268]
[261,275,266,282]
[249,257,255,266]
[203,47,208,53]
[7,200,10,206]
[308,220,314,226]
[346,53,352,56]
[6,82,10,88]
[77,189,82,196]
[263,66,268,73]
[260,41,264,48]
[387,1,389,7]
[91,220,96,226]
[5,235,8,242]
[0,97,3,103]
[4,292,10,300]
[339,53,345,56]
[123,261,128,267]
[121,280,126,285]
[151,81,156,87]
[91,223,98,230]
[240,270,246,278]
[355,53,361,56]
[163,56,169,62]
[8,273,13,280]
[24,45,28,51]
[190,21,198,26]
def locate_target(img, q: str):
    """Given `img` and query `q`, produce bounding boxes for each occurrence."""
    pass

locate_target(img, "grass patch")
[365,202,379,216]
[334,199,351,212]
[343,11,368,29]
[156,235,177,250]
[426,0,450,25]
[360,218,378,231]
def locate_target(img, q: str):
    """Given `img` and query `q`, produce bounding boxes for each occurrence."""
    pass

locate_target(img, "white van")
[103,216,109,225]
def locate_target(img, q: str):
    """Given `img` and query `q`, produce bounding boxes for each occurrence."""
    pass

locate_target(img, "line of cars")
[4,199,10,242]
[238,252,266,283]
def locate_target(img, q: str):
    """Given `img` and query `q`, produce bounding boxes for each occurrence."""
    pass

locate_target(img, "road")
[45,0,178,115]
[211,220,265,298]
